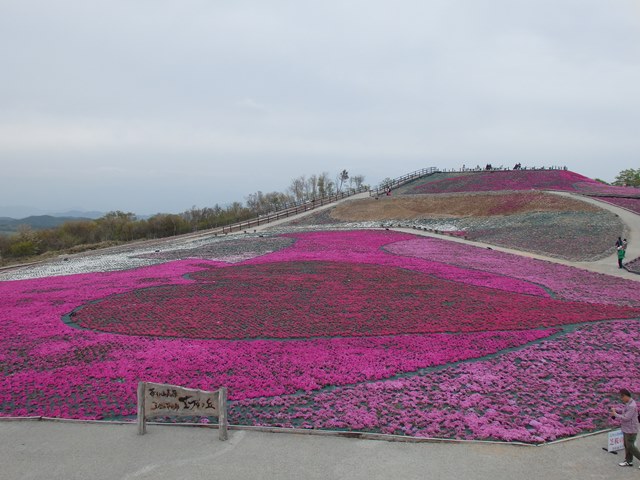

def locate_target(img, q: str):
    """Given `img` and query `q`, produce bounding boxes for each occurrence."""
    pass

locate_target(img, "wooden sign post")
[137,382,228,441]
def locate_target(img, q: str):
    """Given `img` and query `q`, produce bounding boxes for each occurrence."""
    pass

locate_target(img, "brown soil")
[329,191,601,222]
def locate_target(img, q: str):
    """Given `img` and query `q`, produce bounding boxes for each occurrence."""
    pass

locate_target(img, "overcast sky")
[1,0,639,216]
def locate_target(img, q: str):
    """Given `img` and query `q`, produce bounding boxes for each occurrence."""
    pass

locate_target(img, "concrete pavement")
[0,420,633,480]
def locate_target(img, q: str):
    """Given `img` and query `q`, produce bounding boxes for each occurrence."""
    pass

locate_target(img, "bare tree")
[336,169,349,193]
[305,174,318,200]
[317,172,331,197]
[264,191,291,212]
[288,175,306,203]
[351,174,365,189]
[245,191,265,213]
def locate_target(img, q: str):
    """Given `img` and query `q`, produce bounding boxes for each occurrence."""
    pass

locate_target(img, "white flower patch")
[0,252,161,281]
[0,232,292,281]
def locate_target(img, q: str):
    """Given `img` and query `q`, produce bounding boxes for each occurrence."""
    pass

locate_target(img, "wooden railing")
[221,165,574,233]
[221,186,369,234]
[370,167,438,197]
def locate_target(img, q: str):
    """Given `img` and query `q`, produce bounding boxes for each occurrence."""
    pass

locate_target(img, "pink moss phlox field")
[407,170,640,197]
[626,256,640,274]
[0,231,561,420]
[248,230,549,297]
[70,259,640,339]
[230,320,640,442]
[597,197,640,215]
[386,237,640,307]
[2,229,640,443]
[0,326,554,419]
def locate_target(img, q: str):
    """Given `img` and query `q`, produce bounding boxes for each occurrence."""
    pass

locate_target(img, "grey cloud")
[1,0,639,214]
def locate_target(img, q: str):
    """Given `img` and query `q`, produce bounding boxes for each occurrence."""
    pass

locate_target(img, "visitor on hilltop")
[611,388,640,467]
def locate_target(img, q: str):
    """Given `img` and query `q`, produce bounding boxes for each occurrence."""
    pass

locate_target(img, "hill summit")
[400,169,639,197]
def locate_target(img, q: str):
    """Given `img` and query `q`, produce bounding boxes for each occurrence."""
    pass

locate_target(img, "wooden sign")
[137,382,228,440]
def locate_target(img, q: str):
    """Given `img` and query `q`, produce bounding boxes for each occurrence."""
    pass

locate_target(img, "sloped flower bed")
[279,192,624,260]
[405,170,640,198]
[385,236,640,306]
[0,234,295,281]
[2,230,640,443]
[67,261,637,339]
[597,197,640,215]
[133,236,295,263]
[231,320,640,442]
[456,211,622,261]
[626,257,640,274]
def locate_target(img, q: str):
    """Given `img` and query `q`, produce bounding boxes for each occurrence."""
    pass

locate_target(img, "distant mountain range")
[51,210,106,219]
[0,214,99,235]
[0,205,106,219]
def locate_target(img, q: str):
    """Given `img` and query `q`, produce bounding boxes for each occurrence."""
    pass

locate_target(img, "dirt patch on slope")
[330,192,601,222]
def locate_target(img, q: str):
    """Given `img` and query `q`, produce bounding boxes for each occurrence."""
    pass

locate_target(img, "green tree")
[9,240,38,257]
[6,225,41,257]
[0,234,12,263]
[96,211,136,241]
[613,168,640,187]
[60,220,99,245]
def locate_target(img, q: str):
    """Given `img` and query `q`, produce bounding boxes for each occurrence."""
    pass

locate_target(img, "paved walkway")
[0,420,633,480]
[552,192,639,273]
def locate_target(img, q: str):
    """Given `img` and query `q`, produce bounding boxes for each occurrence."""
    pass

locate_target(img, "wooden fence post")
[218,387,228,441]
[137,381,146,435]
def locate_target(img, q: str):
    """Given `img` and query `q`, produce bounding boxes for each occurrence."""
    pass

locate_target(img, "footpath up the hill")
[389,191,640,280]
[255,189,639,280]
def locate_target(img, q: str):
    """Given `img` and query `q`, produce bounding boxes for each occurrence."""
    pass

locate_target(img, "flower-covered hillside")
[598,197,640,215]
[400,169,640,197]
[279,191,624,261]
[2,230,640,443]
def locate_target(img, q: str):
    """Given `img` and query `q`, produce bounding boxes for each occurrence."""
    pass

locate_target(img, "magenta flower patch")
[598,197,640,215]
[406,170,640,197]
[231,320,640,443]
[385,236,640,307]
[68,261,639,339]
[2,229,640,443]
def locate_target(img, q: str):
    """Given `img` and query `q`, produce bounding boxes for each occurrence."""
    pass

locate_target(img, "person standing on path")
[617,244,626,268]
[616,237,623,249]
[611,388,640,467]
